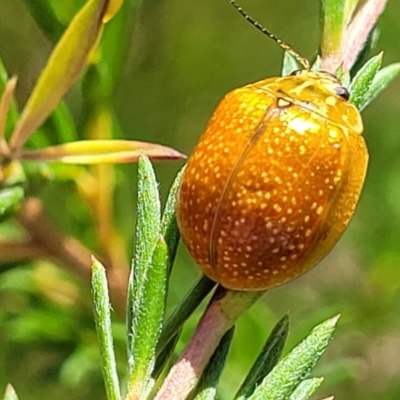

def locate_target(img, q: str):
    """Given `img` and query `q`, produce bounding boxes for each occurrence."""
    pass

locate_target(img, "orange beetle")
[176,2,369,291]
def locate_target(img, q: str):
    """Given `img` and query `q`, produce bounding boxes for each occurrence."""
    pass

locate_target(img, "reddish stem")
[155,287,264,400]
[321,0,388,72]
[341,0,388,71]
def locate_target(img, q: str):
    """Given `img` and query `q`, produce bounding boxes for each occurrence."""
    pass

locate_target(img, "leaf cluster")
[1,0,399,399]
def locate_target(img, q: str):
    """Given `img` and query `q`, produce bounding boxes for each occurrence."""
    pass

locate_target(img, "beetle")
[176,0,369,291]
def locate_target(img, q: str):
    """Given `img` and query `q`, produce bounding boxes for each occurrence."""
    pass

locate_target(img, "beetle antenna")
[228,0,310,70]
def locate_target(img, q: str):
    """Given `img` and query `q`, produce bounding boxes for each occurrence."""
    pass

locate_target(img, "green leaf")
[289,378,324,400]
[104,0,124,23]
[236,315,290,400]
[350,25,381,75]
[0,187,24,221]
[3,385,19,400]
[153,330,181,379]
[59,344,102,388]
[0,77,17,149]
[161,166,185,276]
[127,236,169,399]
[248,315,339,400]
[193,327,235,400]
[334,66,351,88]
[127,155,168,398]
[0,58,19,137]
[127,154,161,352]
[311,56,322,72]
[157,275,216,353]
[49,101,78,143]
[0,57,8,92]
[91,258,122,400]
[98,0,137,97]
[281,52,302,76]
[358,63,400,111]
[349,53,383,109]
[22,0,66,42]
[9,0,112,151]
[17,140,186,164]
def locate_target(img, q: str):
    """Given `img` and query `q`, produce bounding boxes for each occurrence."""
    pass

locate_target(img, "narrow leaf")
[127,155,161,352]
[349,53,382,109]
[358,63,400,111]
[161,166,185,276]
[344,0,359,23]
[193,327,235,400]
[311,56,322,72]
[289,378,324,400]
[17,140,186,164]
[0,55,9,91]
[127,155,168,398]
[334,67,351,88]
[127,237,169,399]
[248,315,339,400]
[157,275,216,353]
[99,0,135,96]
[3,384,19,400]
[0,57,19,137]
[9,0,110,150]
[153,330,181,380]
[350,26,381,75]
[91,257,122,400]
[0,77,17,151]
[236,315,290,400]
[104,0,124,22]
[49,101,78,143]
[21,0,66,42]
[282,52,302,76]
[0,187,24,221]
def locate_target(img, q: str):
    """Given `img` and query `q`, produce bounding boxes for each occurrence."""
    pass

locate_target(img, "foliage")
[0,0,399,399]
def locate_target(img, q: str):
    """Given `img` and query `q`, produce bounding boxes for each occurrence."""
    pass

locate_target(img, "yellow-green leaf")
[9,0,110,151]
[103,0,124,23]
[0,76,17,150]
[17,140,186,164]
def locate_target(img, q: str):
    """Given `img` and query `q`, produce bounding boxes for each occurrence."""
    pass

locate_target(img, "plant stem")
[157,275,215,352]
[321,0,389,72]
[342,0,388,71]
[320,0,347,73]
[154,287,265,400]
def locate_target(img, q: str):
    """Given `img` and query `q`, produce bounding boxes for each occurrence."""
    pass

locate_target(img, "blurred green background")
[1,0,400,399]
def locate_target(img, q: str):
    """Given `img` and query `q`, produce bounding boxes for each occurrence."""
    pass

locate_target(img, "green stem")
[320,0,346,71]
